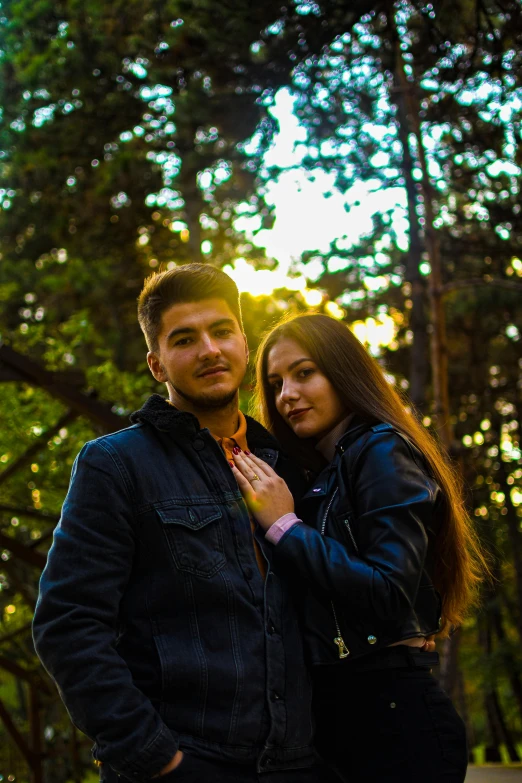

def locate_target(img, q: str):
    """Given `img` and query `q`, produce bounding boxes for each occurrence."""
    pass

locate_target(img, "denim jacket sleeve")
[32,440,178,782]
[274,431,439,623]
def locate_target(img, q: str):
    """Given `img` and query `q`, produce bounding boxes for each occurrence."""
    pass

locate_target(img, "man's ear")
[147,351,168,383]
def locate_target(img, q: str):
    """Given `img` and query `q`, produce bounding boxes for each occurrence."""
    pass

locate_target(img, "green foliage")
[1,0,522,777]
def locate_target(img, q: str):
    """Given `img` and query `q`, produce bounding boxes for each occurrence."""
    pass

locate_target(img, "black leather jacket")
[274,417,443,665]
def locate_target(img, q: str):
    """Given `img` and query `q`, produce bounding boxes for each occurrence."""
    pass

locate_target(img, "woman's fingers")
[230,450,294,528]
[232,451,256,481]
[243,451,275,477]
[230,461,256,497]
[230,460,263,516]
[233,450,266,482]
[234,450,274,480]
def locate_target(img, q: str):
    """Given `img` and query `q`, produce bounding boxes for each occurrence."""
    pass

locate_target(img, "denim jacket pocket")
[155,503,226,577]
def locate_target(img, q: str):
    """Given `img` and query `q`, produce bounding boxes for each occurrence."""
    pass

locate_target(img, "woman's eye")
[298,367,314,378]
[270,381,282,391]
[216,329,232,337]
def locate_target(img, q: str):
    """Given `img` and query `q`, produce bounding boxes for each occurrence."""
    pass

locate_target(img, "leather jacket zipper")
[320,489,338,535]
[321,489,349,659]
[344,517,359,554]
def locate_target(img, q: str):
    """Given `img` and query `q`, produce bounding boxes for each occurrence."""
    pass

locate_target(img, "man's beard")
[166,373,238,411]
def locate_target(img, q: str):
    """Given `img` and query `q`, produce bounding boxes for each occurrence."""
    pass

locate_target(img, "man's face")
[147,298,249,412]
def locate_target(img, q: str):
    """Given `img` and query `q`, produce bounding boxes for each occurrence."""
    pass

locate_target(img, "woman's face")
[267,337,347,441]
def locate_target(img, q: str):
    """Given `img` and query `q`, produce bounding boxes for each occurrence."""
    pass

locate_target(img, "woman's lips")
[288,408,312,421]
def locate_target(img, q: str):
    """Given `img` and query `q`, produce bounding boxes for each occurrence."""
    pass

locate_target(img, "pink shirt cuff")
[265,513,301,545]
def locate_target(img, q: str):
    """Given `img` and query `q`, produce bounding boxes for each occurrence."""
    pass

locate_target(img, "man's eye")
[175,338,192,346]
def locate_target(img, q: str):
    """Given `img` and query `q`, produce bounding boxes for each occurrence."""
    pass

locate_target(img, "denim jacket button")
[193,438,205,451]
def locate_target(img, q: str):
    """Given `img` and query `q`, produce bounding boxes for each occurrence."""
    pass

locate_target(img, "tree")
[1,0,522,770]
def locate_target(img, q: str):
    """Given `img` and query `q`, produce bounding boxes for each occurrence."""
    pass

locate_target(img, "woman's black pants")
[312,651,468,783]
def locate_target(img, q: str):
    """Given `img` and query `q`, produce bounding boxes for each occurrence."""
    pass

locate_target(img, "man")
[33,264,335,782]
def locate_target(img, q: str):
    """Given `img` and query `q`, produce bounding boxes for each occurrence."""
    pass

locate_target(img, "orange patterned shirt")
[211,411,266,578]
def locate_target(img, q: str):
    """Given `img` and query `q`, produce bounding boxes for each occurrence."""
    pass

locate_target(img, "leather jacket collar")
[334,414,377,456]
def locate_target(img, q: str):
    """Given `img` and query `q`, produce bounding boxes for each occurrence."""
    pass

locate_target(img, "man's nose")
[199,334,221,358]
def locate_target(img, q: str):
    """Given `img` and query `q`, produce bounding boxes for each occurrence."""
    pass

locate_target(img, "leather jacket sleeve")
[274,430,440,624]
[33,440,178,781]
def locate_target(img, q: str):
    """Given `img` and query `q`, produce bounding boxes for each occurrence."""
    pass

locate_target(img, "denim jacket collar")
[130,394,279,451]
[130,394,199,434]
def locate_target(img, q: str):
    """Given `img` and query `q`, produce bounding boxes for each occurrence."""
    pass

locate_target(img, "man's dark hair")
[138,263,243,352]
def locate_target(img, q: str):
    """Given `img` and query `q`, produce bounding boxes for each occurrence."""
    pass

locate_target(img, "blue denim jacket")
[33,395,314,782]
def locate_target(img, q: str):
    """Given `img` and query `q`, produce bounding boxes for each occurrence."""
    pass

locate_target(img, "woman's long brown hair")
[252,313,489,634]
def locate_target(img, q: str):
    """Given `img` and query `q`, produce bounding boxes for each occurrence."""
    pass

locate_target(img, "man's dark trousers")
[110,756,340,782]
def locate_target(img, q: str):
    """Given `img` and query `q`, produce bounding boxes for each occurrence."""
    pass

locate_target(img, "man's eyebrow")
[267,357,313,379]
[210,317,236,329]
[166,326,195,341]
[166,318,236,342]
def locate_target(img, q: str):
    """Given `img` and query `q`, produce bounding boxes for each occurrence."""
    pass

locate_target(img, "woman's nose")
[280,380,299,401]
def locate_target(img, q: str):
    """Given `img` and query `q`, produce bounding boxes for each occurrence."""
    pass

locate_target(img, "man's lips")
[197,366,229,378]
[287,408,312,420]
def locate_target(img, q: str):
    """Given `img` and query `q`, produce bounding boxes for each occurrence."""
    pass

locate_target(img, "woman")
[231,313,487,783]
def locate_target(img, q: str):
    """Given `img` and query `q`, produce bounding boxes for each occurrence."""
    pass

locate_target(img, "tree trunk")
[394,33,451,450]
[393,60,430,412]
[479,618,503,761]
[438,628,461,699]
[455,665,475,761]
[183,180,203,263]
[496,454,522,639]
[29,685,43,783]
[479,577,522,762]
[484,691,503,762]
[393,13,457,697]
[490,571,522,724]
[490,687,520,762]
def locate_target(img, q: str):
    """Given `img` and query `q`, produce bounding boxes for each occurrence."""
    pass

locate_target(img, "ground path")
[467,767,522,782]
